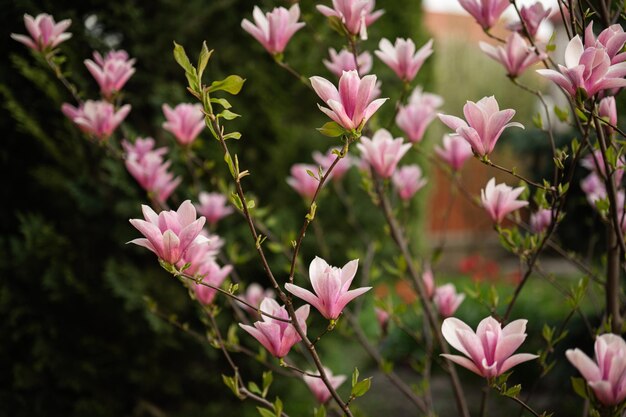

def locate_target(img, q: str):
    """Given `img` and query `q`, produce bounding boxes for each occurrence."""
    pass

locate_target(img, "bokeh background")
[1,0,622,416]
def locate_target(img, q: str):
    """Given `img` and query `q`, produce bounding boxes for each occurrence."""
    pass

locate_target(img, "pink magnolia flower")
[303,367,347,403]
[434,134,474,171]
[123,138,181,203]
[434,284,465,318]
[242,283,275,314]
[62,100,131,140]
[241,4,305,55]
[392,165,427,201]
[316,0,384,40]
[287,163,321,200]
[581,173,607,206]
[192,260,233,305]
[441,316,538,378]
[195,192,234,226]
[374,307,390,332]
[529,208,552,234]
[396,87,443,143]
[481,178,529,223]
[181,232,223,268]
[537,36,626,98]
[11,13,72,51]
[438,96,523,156]
[324,48,373,77]
[422,266,435,299]
[239,298,310,358]
[458,0,510,30]
[84,50,136,98]
[599,96,618,134]
[312,148,353,181]
[285,256,371,320]
[162,103,205,146]
[585,22,626,64]
[508,3,552,39]
[357,129,411,178]
[128,200,207,265]
[581,149,625,182]
[480,32,546,77]
[566,333,626,406]
[375,38,433,82]
[310,70,388,131]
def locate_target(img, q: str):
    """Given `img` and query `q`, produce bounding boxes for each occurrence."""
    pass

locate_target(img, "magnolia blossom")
[374,307,390,332]
[62,100,131,140]
[192,260,233,305]
[85,50,136,98]
[396,88,443,143]
[458,0,510,30]
[241,4,305,55]
[162,103,205,146]
[581,172,607,206]
[303,367,347,404]
[239,298,309,358]
[242,283,275,314]
[434,134,474,171]
[312,148,353,181]
[481,178,529,223]
[392,165,427,201]
[530,208,552,234]
[317,0,384,40]
[357,129,411,178]
[599,96,618,134]
[480,32,546,77]
[508,3,552,39]
[581,149,625,182]
[128,200,207,265]
[324,48,373,77]
[375,38,433,82]
[438,96,523,156]
[537,35,626,97]
[585,22,626,64]
[310,70,387,131]
[123,137,181,204]
[441,316,538,378]
[287,163,321,200]
[566,333,626,406]
[11,13,72,51]
[195,192,234,226]
[285,257,371,320]
[434,284,465,318]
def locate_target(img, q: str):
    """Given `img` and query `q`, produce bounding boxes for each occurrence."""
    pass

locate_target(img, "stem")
[371,172,470,417]
[288,140,351,284]
[495,386,542,417]
[606,224,622,333]
[44,51,82,104]
[274,57,311,89]
[345,311,428,414]
[480,384,490,417]
[480,157,552,191]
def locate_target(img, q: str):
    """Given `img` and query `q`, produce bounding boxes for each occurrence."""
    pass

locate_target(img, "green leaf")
[224,153,236,178]
[316,121,345,137]
[173,41,195,74]
[248,381,262,395]
[223,132,242,140]
[351,377,372,397]
[197,41,213,81]
[211,97,232,109]
[314,405,326,417]
[222,374,241,398]
[262,371,273,398]
[218,109,241,120]
[274,397,283,417]
[257,407,276,417]
[208,75,246,95]
[571,377,588,399]
[351,368,359,387]
[554,105,569,122]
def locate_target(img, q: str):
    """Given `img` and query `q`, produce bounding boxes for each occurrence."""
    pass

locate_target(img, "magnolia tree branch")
[370,171,470,417]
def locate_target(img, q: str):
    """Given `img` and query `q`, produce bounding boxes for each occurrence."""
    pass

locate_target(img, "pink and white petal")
[334,287,372,317]
[239,323,276,357]
[340,259,359,286]
[441,354,483,376]
[284,283,324,313]
[177,200,197,227]
[494,334,526,364]
[310,76,340,103]
[498,353,539,374]
[536,69,575,95]
[565,349,602,382]
[10,34,37,49]
[309,257,329,285]
[588,380,617,405]
[127,238,157,255]
[438,114,468,131]
[564,36,584,68]
[361,98,388,124]
[502,319,527,336]
[441,317,474,356]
